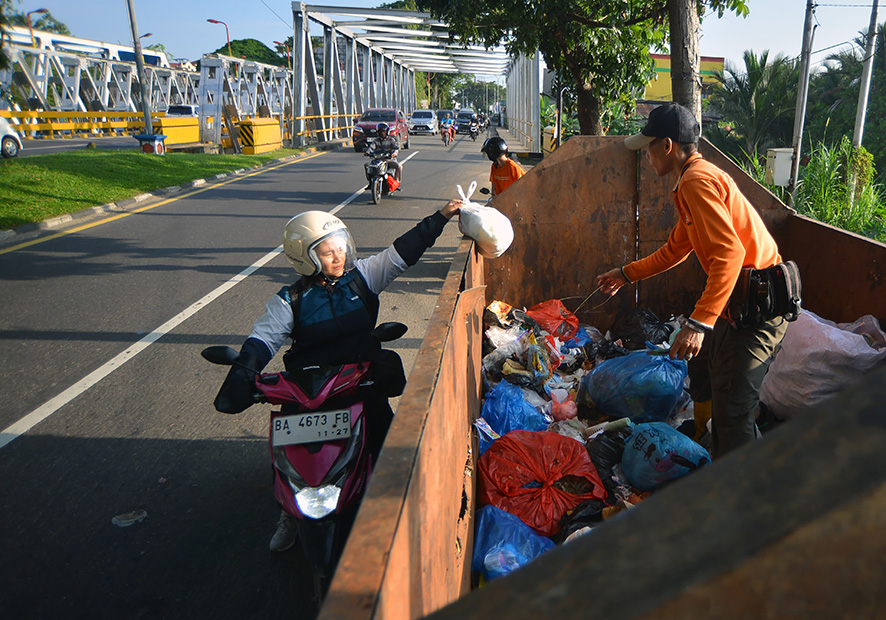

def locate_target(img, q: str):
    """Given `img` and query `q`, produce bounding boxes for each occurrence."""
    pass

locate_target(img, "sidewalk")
[488,124,531,154]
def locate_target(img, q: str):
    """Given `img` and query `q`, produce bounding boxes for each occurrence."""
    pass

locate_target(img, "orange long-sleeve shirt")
[490,158,525,195]
[623,154,781,327]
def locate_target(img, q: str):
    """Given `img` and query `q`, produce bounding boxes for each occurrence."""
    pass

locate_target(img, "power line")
[258,0,292,28]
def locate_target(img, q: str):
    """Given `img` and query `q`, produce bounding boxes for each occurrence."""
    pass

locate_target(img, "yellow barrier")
[543,126,558,157]
[0,110,163,138]
[237,117,281,154]
[153,116,201,145]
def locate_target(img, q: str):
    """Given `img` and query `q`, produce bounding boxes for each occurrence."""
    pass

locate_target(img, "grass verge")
[0,148,303,230]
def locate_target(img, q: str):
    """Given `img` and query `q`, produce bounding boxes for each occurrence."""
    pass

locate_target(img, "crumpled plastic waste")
[472,505,555,581]
[477,381,550,454]
[112,509,147,527]
[549,388,577,421]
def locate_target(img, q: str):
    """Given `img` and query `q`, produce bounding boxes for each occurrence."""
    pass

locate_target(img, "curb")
[0,139,351,246]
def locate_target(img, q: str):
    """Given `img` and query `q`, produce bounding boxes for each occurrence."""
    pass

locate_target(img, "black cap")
[624,103,700,150]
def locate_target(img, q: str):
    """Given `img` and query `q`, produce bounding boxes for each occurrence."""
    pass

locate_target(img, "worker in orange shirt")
[481,136,525,196]
[597,102,796,459]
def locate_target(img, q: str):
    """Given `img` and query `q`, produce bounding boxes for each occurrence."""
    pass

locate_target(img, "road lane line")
[0,246,283,450]
[0,151,327,255]
[329,151,419,215]
[0,167,413,450]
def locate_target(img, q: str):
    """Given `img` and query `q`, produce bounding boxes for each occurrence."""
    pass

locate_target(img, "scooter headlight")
[293,484,342,519]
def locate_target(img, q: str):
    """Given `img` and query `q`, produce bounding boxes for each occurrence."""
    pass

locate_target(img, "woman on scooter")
[213,202,461,552]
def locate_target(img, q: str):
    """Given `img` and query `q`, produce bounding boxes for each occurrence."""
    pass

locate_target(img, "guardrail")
[296,112,356,139]
[0,110,164,139]
[0,109,355,149]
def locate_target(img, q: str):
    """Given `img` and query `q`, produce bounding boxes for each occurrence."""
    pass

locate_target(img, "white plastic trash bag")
[456,181,514,258]
[760,310,886,420]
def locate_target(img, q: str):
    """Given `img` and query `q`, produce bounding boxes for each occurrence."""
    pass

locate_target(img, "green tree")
[0,0,11,71]
[8,9,70,34]
[415,0,748,135]
[706,50,798,163]
[805,24,886,183]
[212,39,285,66]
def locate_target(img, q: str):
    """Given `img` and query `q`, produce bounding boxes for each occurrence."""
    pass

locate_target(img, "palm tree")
[806,23,886,181]
[706,50,798,163]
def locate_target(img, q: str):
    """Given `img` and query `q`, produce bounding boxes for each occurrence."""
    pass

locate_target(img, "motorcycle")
[363,147,399,204]
[441,124,454,146]
[202,322,408,600]
[469,123,479,141]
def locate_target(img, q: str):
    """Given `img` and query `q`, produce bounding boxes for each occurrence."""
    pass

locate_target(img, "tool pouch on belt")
[727,261,802,328]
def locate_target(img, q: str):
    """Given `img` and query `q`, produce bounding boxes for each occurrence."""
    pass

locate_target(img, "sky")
[11,0,883,71]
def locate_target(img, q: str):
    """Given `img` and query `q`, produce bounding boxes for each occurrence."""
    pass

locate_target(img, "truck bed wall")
[320,136,886,620]
[320,241,485,620]
[485,136,885,326]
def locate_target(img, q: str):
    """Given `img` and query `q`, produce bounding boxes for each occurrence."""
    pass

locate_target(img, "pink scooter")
[201,322,407,597]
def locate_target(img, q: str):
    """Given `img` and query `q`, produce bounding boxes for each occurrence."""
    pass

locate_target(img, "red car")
[352,108,410,152]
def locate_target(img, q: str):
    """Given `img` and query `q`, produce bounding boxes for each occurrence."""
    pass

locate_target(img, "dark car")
[455,108,476,134]
[352,108,410,152]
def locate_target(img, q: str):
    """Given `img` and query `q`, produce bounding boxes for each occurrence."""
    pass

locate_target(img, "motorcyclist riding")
[440,113,455,142]
[369,122,402,186]
[213,203,462,552]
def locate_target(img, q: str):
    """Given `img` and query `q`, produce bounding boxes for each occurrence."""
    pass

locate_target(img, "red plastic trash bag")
[526,299,579,340]
[387,175,400,192]
[479,430,608,537]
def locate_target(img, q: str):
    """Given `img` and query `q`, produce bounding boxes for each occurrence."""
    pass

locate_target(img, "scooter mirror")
[373,322,408,343]
[201,346,239,365]
[479,187,491,195]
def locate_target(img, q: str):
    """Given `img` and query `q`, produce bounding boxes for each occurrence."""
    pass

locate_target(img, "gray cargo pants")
[688,315,788,458]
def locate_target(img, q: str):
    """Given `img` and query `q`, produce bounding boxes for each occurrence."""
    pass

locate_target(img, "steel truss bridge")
[0,4,542,151]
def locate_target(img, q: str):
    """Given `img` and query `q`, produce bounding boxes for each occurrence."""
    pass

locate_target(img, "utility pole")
[126,0,153,135]
[789,0,816,205]
[853,0,880,147]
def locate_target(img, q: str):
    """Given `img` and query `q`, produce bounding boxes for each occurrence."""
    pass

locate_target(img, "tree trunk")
[668,0,701,122]
[574,80,604,135]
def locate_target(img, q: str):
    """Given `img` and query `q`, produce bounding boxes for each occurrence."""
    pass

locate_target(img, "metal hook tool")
[572,285,613,314]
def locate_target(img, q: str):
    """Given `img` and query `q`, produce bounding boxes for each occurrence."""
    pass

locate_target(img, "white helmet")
[283,211,356,277]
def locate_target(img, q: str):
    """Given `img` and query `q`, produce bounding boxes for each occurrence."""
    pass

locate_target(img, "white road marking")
[0,166,410,449]
[330,150,418,214]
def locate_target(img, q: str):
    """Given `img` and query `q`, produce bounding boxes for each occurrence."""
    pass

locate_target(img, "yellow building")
[644,54,725,101]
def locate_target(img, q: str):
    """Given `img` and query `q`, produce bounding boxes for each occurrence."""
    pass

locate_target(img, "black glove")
[213,338,271,414]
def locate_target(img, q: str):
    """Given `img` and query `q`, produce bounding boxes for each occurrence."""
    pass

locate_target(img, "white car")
[0,116,23,158]
[165,104,199,116]
[408,110,438,135]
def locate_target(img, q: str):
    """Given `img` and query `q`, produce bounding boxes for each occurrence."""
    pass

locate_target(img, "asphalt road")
[0,131,492,619]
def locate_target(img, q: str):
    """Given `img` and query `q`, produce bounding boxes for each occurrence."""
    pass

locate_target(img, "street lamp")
[207,19,232,58]
[26,8,48,47]
[139,32,153,40]
[273,40,291,70]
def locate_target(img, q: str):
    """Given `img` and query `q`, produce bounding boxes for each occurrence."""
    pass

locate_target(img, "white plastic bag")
[760,310,886,420]
[456,181,514,258]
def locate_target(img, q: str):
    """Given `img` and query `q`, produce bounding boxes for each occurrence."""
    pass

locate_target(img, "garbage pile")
[472,298,712,584]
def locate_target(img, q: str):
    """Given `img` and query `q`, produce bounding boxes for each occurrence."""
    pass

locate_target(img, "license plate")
[271,410,352,447]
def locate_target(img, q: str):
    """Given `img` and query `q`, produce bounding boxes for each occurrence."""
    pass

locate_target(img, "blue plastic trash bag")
[472,505,555,581]
[561,326,594,352]
[581,345,687,422]
[621,422,711,491]
[478,381,549,454]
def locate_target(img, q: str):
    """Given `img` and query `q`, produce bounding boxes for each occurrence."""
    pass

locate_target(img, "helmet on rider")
[481,136,508,161]
[376,122,389,138]
[283,211,357,279]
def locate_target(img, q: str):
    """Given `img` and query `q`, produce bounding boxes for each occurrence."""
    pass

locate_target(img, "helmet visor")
[307,229,356,279]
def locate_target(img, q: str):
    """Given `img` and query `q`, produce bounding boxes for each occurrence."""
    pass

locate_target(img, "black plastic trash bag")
[609,308,674,350]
